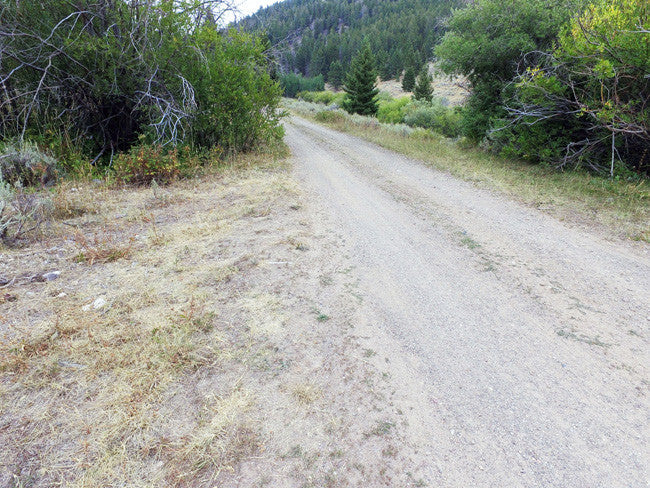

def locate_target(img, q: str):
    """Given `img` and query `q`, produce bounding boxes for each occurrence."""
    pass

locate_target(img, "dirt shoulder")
[0,153,425,487]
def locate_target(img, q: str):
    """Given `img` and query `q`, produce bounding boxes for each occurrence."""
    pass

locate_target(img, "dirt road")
[285,116,649,487]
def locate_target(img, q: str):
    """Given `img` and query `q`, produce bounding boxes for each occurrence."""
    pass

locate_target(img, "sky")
[228,0,282,21]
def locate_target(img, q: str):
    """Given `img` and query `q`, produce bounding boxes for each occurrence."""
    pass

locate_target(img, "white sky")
[224,0,282,23]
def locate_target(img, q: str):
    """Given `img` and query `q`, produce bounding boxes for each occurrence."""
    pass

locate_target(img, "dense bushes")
[434,0,649,177]
[279,74,325,97]
[301,90,462,138]
[298,91,346,106]
[0,0,282,170]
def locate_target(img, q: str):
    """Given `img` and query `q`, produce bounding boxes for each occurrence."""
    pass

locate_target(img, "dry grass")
[287,101,649,242]
[0,146,302,487]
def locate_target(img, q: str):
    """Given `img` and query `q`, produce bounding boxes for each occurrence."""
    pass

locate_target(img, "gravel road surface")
[285,115,649,488]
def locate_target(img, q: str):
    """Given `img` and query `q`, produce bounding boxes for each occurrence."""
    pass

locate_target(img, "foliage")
[403,100,462,138]
[413,67,434,102]
[113,145,187,185]
[0,1,282,163]
[297,91,346,106]
[502,0,649,175]
[241,0,459,81]
[378,97,412,124]
[435,0,578,139]
[0,182,51,244]
[279,73,325,97]
[0,143,59,187]
[328,61,346,89]
[402,67,417,92]
[342,44,380,116]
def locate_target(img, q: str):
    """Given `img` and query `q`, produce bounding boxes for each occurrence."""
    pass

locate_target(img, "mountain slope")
[241,0,460,81]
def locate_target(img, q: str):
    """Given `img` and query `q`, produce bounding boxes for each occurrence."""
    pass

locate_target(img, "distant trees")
[328,61,345,90]
[241,0,460,82]
[279,73,325,97]
[402,67,417,92]
[342,44,379,116]
[413,67,433,102]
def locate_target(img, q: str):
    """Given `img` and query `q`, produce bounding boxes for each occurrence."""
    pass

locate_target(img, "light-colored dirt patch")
[0,155,426,486]
[377,64,469,106]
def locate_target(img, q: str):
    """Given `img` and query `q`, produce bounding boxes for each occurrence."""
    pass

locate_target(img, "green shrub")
[279,74,325,97]
[113,145,184,185]
[377,97,411,124]
[314,111,347,124]
[403,100,462,138]
[297,91,346,105]
[0,3,282,162]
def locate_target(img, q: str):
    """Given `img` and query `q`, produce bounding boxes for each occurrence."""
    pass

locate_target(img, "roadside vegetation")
[285,98,648,241]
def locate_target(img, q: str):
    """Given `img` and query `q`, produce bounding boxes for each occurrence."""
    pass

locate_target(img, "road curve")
[285,115,649,488]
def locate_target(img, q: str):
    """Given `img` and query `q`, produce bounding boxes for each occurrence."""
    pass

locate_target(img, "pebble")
[82,297,108,311]
[42,271,61,281]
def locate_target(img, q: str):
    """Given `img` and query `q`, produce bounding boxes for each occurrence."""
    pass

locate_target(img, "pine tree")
[342,43,379,116]
[402,66,416,92]
[413,66,433,102]
[328,60,345,90]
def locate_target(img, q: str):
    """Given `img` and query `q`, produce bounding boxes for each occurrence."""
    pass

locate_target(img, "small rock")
[1,293,17,303]
[57,292,67,298]
[92,297,107,309]
[42,271,61,281]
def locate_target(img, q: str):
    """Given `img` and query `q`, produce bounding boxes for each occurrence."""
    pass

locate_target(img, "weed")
[367,420,395,437]
[73,230,135,264]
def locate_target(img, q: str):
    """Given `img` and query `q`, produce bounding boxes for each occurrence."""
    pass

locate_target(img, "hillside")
[240,0,460,81]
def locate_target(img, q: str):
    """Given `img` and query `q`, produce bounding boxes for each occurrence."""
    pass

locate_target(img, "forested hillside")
[240,0,460,81]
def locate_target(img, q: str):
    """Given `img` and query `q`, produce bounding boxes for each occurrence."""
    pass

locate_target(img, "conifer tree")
[413,66,433,102]
[402,66,416,92]
[328,60,345,90]
[342,43,379,116]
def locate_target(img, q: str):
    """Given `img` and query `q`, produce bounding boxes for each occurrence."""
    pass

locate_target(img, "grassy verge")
[285,99,649,242]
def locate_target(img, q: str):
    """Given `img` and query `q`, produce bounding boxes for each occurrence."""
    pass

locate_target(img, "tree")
[342,43,379,116]
[328,61,345,90]
[434,0,578,140]
[413,67,433,101]
[402,66,416,92]
[502,0,650,175]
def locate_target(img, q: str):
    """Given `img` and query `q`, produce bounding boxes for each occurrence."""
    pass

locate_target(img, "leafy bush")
[0,2,282,163]
[314,111,347,124]
[377,97,411,124]
[0,143,59,187]
[280,74,325,98]
[113,145,186,185]
[403,100,462,138]
[297,91,346,106]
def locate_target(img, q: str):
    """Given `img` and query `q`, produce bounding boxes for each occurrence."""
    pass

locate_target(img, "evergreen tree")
[328,60,345,90]
[413,66,433,101]
[402,66,416,92]
[342,43,379,116]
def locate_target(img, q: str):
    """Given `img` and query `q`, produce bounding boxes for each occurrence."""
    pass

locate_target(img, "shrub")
[0,181,51,244]
[0,142,59,187]
[314,111,347,124]
[0,3,282,161]
[280,74,325,97]
[297,91,346,106]
[403,100,462,138]
[113,145,183,185]
[377,97,411,124]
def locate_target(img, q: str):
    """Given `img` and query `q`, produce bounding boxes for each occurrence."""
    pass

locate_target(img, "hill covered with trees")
[240,0,461,82]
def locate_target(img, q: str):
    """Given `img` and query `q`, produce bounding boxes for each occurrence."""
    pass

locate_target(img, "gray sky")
[234,0,282,18]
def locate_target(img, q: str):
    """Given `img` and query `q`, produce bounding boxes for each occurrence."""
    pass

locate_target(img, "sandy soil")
[286,115,649,487]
